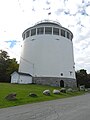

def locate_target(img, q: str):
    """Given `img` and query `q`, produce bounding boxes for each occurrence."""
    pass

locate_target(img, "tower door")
[60,80,64,87]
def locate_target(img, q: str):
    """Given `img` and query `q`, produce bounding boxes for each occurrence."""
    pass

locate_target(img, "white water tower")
[19,20,76,88]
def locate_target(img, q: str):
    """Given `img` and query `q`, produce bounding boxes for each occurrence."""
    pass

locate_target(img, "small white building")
[11,71,32,84]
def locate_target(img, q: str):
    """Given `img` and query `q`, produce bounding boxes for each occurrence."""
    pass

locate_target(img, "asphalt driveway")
[0,93,90,120]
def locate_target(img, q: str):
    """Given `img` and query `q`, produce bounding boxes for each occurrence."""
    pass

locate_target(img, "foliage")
[76,69,90,88]
[0,50,19,82]
[0,83,85,108]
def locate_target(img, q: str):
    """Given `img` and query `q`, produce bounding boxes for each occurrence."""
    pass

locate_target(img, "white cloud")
[86,6,90,15]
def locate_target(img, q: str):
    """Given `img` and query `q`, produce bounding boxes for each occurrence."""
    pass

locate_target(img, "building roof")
[11,71,32,77]
[17,72,32,77]
[34,20,62,27]
[22,19,73,39]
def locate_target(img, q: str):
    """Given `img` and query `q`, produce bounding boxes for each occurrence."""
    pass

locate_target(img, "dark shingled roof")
[17,72,32,77]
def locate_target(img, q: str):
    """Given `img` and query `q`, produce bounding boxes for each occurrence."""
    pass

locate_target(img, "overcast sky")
[0,0,90,73]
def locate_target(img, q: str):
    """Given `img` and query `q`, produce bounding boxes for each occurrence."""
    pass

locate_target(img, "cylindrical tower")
[19,20,76,88]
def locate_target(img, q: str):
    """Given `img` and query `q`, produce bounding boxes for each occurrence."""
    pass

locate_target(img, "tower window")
[61,73,63,76]
[70,34,73,41]
[37,27,44,35]
[61,29,65,37]
[67,32,70,39]
[69,71,72,75]
[53,28,59,35]
[31,28,36,36]
[23,33,25,40]
[45,27,52,34]
[26,30,30,38]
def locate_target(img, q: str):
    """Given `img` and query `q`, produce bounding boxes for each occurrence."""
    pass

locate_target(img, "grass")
[0,83,85,108]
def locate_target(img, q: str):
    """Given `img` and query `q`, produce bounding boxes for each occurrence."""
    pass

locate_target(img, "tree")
[76,69,87,87]
[0,50,8,82]
[86,73,90,88]
[6,58,19,82]
[0,50,19,82]
[0,50,9,60]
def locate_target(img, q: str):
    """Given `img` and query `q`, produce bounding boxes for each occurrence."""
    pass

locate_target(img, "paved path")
[0,93,90,120]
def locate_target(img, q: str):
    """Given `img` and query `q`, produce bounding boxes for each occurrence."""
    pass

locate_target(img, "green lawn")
[0,83,85,108]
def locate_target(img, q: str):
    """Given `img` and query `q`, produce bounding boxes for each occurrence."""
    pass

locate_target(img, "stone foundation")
[32,77,77,88]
